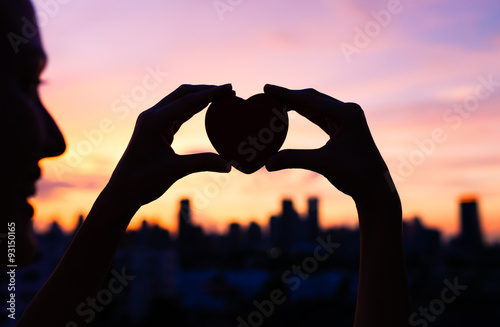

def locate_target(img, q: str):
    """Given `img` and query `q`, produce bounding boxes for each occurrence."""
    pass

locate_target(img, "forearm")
[353,183,411,327]
[17,185,139,326]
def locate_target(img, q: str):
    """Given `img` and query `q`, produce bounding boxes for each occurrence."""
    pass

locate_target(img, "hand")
[264,85,411,327]
[264,84,393,201]
[106,84,233,209]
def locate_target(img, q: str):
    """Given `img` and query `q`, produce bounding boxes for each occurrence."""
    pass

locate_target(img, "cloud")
[36,179,74,200]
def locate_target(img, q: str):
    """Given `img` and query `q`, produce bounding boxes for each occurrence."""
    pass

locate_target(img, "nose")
[41,107,66,158]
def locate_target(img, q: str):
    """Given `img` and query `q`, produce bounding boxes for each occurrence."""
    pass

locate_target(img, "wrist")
[352,170,398,204]
[96,182,142,217]
[353,172,402,230]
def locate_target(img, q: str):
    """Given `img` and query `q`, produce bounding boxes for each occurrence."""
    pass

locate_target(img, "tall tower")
[459,196,483,249]
[227,222,241,251]
[307,197,319,241]
[269,215,281,248]
[280,199,302,252]
[178,199,191,235]
[246,222,262,249]
[178,199,192,264]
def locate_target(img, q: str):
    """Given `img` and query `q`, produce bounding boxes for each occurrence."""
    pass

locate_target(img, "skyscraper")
[178,198,191,231]
[246,222,262,249]
[307,197,319,242]
[227,222,241,251]
[458,196,483,249]
[178,199,193,265]
[280,199,302,252]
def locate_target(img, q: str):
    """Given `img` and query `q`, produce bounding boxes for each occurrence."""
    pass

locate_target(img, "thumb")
[177,153,231,175]
[266,148,323,172]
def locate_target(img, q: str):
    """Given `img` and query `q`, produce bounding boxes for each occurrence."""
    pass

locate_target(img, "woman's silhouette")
[1,1,411,326]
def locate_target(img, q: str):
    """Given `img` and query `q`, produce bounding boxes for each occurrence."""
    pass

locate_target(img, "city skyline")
[32,195,493,247]
[5,194,497,326]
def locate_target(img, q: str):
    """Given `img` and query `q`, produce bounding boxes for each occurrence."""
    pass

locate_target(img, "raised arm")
[263,84,411,327]
[16,84,233,326]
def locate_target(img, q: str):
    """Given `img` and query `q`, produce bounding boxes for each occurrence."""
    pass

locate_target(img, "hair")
[0,0,40,62]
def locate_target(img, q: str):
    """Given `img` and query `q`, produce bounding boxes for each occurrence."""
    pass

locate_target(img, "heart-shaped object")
[206,93,289,174]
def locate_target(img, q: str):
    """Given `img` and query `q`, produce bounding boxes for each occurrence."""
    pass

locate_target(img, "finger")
[264,84,311,110]
[162,84,233,124]
[299,89,340,131]
[264,84,347,116]
[177,152,231,175]
[263,84,327,115]
[151,84,218,109]
[265,148,324,173]
[302,88,342,103]
[264,85,330,134]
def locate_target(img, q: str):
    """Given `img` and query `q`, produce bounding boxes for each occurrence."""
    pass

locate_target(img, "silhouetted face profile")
[0,0,66,267]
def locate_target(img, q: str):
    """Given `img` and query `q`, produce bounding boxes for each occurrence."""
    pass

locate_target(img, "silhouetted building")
[458,196,484,249]
[270,215,281,249]
[246,221,262,249]
[307,197,320,242]
[281,199,298,252]
[122,221,177,322]
[403,217,441,255]
[177,199,199,266]
[268,198,314,256]
[178,199,191,233]
[280,199,304,253]
[227,222,241,252]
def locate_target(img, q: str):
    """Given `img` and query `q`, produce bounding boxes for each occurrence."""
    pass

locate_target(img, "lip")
[23,200,35,220]
[18,166,41,219]
[21,166,41,197]
[30,166,42,183]
[13,195,35,220]
[24,184,36,198]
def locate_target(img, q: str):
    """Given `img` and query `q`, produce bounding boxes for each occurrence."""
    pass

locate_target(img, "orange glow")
[459,194,479,204]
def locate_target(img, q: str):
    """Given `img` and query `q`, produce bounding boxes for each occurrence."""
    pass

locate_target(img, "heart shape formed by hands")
[205,93,289,174]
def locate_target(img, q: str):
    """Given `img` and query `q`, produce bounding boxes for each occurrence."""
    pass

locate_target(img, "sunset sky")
[30,0,500,243]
